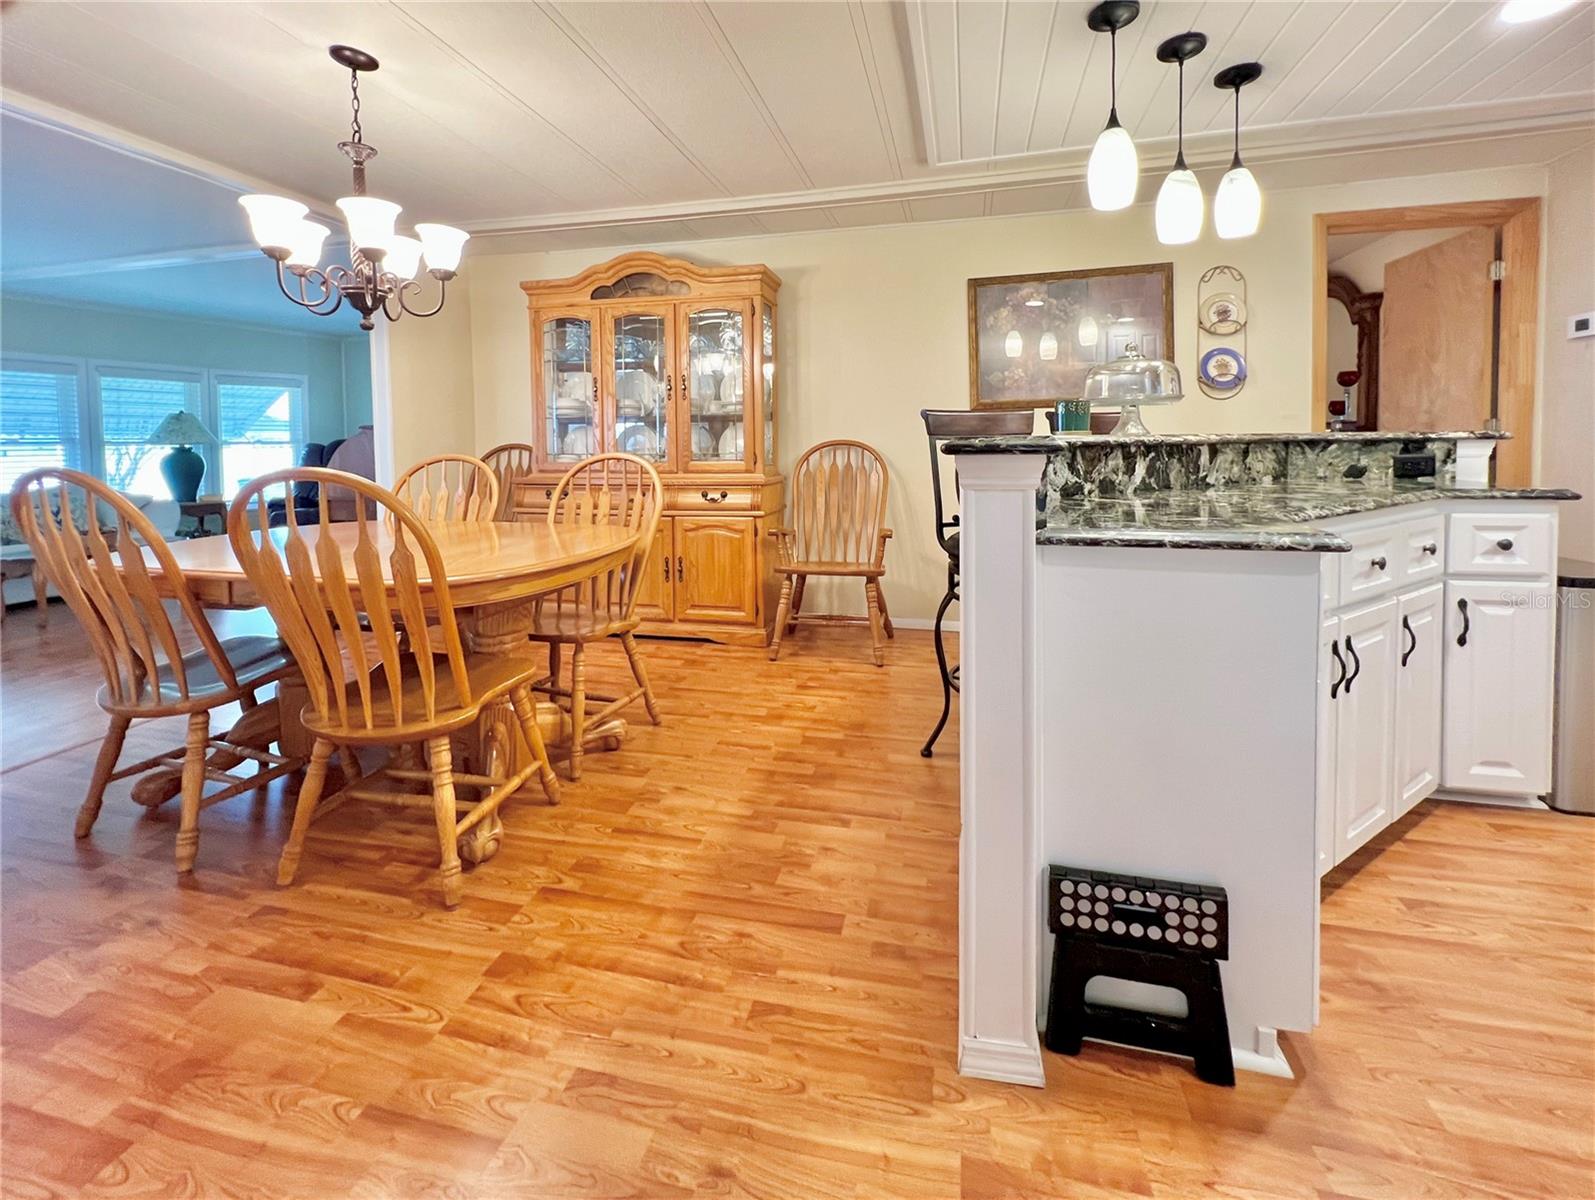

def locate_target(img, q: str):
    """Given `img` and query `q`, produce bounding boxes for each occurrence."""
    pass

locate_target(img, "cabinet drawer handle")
[1343,635,1361,693]
[1371,556,1387,571]
[1401,615,1416,667]
[666,374,673,401]
[1422,542,1438,556]
[663,554,671,583]
[701,490,729,504]
[1456,597,1470,647]
[677,555,684,581]
[1329,641,1347,699]
[1496,536,1515,552]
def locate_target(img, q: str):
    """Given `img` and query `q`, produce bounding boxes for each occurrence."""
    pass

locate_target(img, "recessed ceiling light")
[1499,0,1577,24]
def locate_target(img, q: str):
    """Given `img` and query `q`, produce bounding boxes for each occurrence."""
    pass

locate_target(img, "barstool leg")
[920,576,958,757]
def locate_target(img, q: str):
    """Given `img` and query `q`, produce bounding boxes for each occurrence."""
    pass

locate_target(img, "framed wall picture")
[967,262,1174,410]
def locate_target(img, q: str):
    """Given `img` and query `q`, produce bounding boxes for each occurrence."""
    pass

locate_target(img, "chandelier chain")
[349,69,363,144]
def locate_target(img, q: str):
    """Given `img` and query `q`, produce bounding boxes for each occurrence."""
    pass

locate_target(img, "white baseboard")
[1433,790,1550,811]
[958,1036,1045,1087]
[888,617,961,633]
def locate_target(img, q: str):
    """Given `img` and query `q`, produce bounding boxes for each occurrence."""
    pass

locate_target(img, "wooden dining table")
[120,518,639,860]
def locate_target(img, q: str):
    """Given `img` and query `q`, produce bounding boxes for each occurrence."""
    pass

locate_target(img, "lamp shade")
[1214,164,1262,239]
[1038,332,1059,361]
[285,220,330,268]
[1086,122,1138,211]
[146,410,215,446]
[1155,168,1204,244]
[384,235,424,280]
[415,223,470,274]
[1004,330,1024,358]
[239,194,309,250]
[1077,313,1100,348]
[337,196,402,256]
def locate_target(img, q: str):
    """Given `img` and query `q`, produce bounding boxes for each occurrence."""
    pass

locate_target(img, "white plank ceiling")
[1,1,1591,254]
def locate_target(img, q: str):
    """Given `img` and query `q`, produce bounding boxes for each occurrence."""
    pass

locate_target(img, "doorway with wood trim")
[1312,198,1541,487]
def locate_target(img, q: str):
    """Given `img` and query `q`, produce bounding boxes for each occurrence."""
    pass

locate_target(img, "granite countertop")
[944,429,1509,455]
[1039,479,1581,552]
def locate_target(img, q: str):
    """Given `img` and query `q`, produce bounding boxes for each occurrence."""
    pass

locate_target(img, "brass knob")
[702,490,729,504]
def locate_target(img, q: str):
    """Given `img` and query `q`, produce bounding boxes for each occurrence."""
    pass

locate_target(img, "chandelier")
[239,45,469,331]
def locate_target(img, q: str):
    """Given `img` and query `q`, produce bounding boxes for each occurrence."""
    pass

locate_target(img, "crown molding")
[463,97,1593,238]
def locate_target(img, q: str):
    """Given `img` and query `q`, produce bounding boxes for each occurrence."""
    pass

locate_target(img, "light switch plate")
[1570,311,1595,340]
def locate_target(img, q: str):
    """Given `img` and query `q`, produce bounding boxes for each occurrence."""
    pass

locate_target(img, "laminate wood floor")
[1,601,1592,1199]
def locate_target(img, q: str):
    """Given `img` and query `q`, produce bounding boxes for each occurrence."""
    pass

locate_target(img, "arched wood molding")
[1327,273,1383,431]
[521,251,781,305]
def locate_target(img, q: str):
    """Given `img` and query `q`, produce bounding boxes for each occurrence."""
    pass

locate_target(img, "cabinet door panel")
[536,309,599,469]
[1317,616,1342,879]
[606,306,674,470]
[1442,581,1555,796]
[676,517,757,624]
[1334,598,1398,864]
[1394,584,1444,816]
[633,520,674,623]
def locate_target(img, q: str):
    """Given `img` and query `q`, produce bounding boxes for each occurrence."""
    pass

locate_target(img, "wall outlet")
[1570,312,1595,340]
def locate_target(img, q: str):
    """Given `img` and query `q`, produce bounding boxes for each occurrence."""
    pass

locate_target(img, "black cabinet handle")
[1422,542,1438,556]
[1496,536,1514,552]
[1343,635,1362,693]
[677,555,685,581]
[1371,556,1388,571]
[1401,615,1416,667]
[1330,641,1347,699]
[1456,597,1470,646]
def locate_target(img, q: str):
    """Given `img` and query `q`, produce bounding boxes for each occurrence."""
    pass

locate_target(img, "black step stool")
[1043,866,1234,1086]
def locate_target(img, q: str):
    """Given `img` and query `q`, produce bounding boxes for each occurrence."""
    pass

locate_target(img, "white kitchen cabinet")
[1316,616,1341,879]
[1394,583,1444,816]
[1442,580,1556,796]
[1333,597,1399,863]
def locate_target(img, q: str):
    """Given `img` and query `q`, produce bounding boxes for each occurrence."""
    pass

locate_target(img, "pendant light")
[1213,62,1264,239]
[1085,2,1141,212]
[1154,32,1207,245]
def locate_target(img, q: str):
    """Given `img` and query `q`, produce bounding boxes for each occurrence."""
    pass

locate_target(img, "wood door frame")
[1312,197,1541,486]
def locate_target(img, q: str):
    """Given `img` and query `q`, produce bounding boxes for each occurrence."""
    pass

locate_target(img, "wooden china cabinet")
[519,252,783,646]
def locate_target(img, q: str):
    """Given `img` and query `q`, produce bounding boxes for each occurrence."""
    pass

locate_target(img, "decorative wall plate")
[1200,292,1246,334]
[1199,347,1246,391]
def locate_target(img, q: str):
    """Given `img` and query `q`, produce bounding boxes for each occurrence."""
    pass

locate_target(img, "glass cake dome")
[1082,343,1184,435]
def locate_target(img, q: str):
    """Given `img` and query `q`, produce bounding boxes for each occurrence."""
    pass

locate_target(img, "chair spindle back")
[228,469,472,734]
[480,443,536,520]
[9,469,235,709]
[393,454,499,524]
[542,453,662,623]
[788,440,890,567]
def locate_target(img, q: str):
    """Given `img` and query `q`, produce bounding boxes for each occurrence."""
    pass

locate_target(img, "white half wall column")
[955,452,1047,1087]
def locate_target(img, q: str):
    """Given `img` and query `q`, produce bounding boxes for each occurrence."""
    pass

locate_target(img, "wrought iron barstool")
[918,409,1035,757]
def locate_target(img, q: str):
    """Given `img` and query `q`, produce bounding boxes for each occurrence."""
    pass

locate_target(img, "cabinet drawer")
[1336,525,1401,606]
[670,484,760,513]
[1397,516,1445,584]
[1446,512,1553,578]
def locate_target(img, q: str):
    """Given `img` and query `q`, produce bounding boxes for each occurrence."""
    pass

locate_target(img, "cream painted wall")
[1540,143,1595,562]
[384,280,477,481]
[387,161,1560,623]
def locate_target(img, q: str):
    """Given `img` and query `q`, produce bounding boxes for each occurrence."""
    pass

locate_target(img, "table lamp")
[146,411,216,502]
[1082,343,1184,435]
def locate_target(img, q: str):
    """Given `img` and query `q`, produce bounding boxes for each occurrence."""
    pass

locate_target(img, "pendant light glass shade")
[1214,164,1262,239]
[415,223,470,274]
[1155,168,1203,244]
[285,220,330,269]
[1004,330,1024,358]
[1087,121,1138,211]
[337,196,402,257]
[1077,314,1100,347]
[1039,332,1059,361]
[239,195,309,252]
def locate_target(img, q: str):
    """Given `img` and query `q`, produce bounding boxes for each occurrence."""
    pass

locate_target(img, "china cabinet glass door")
[607,309,671,466]
[760,303,776,470]
[682,303,749,469]
[539,312,597,465]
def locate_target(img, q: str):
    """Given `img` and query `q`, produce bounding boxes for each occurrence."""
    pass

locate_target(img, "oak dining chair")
[228,469,560,908]
[394,454,499,524]
[530,453,663,781]
[9,469,302,872]
[481,443,536,521]
[769,439,894,666]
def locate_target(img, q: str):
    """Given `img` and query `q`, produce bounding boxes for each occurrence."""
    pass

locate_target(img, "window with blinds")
[0,361,83,489]
[94,368,204,495]
[215,377,302,498]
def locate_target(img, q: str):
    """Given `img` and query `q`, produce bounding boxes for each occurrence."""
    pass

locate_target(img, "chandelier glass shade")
[241,46,469,331]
